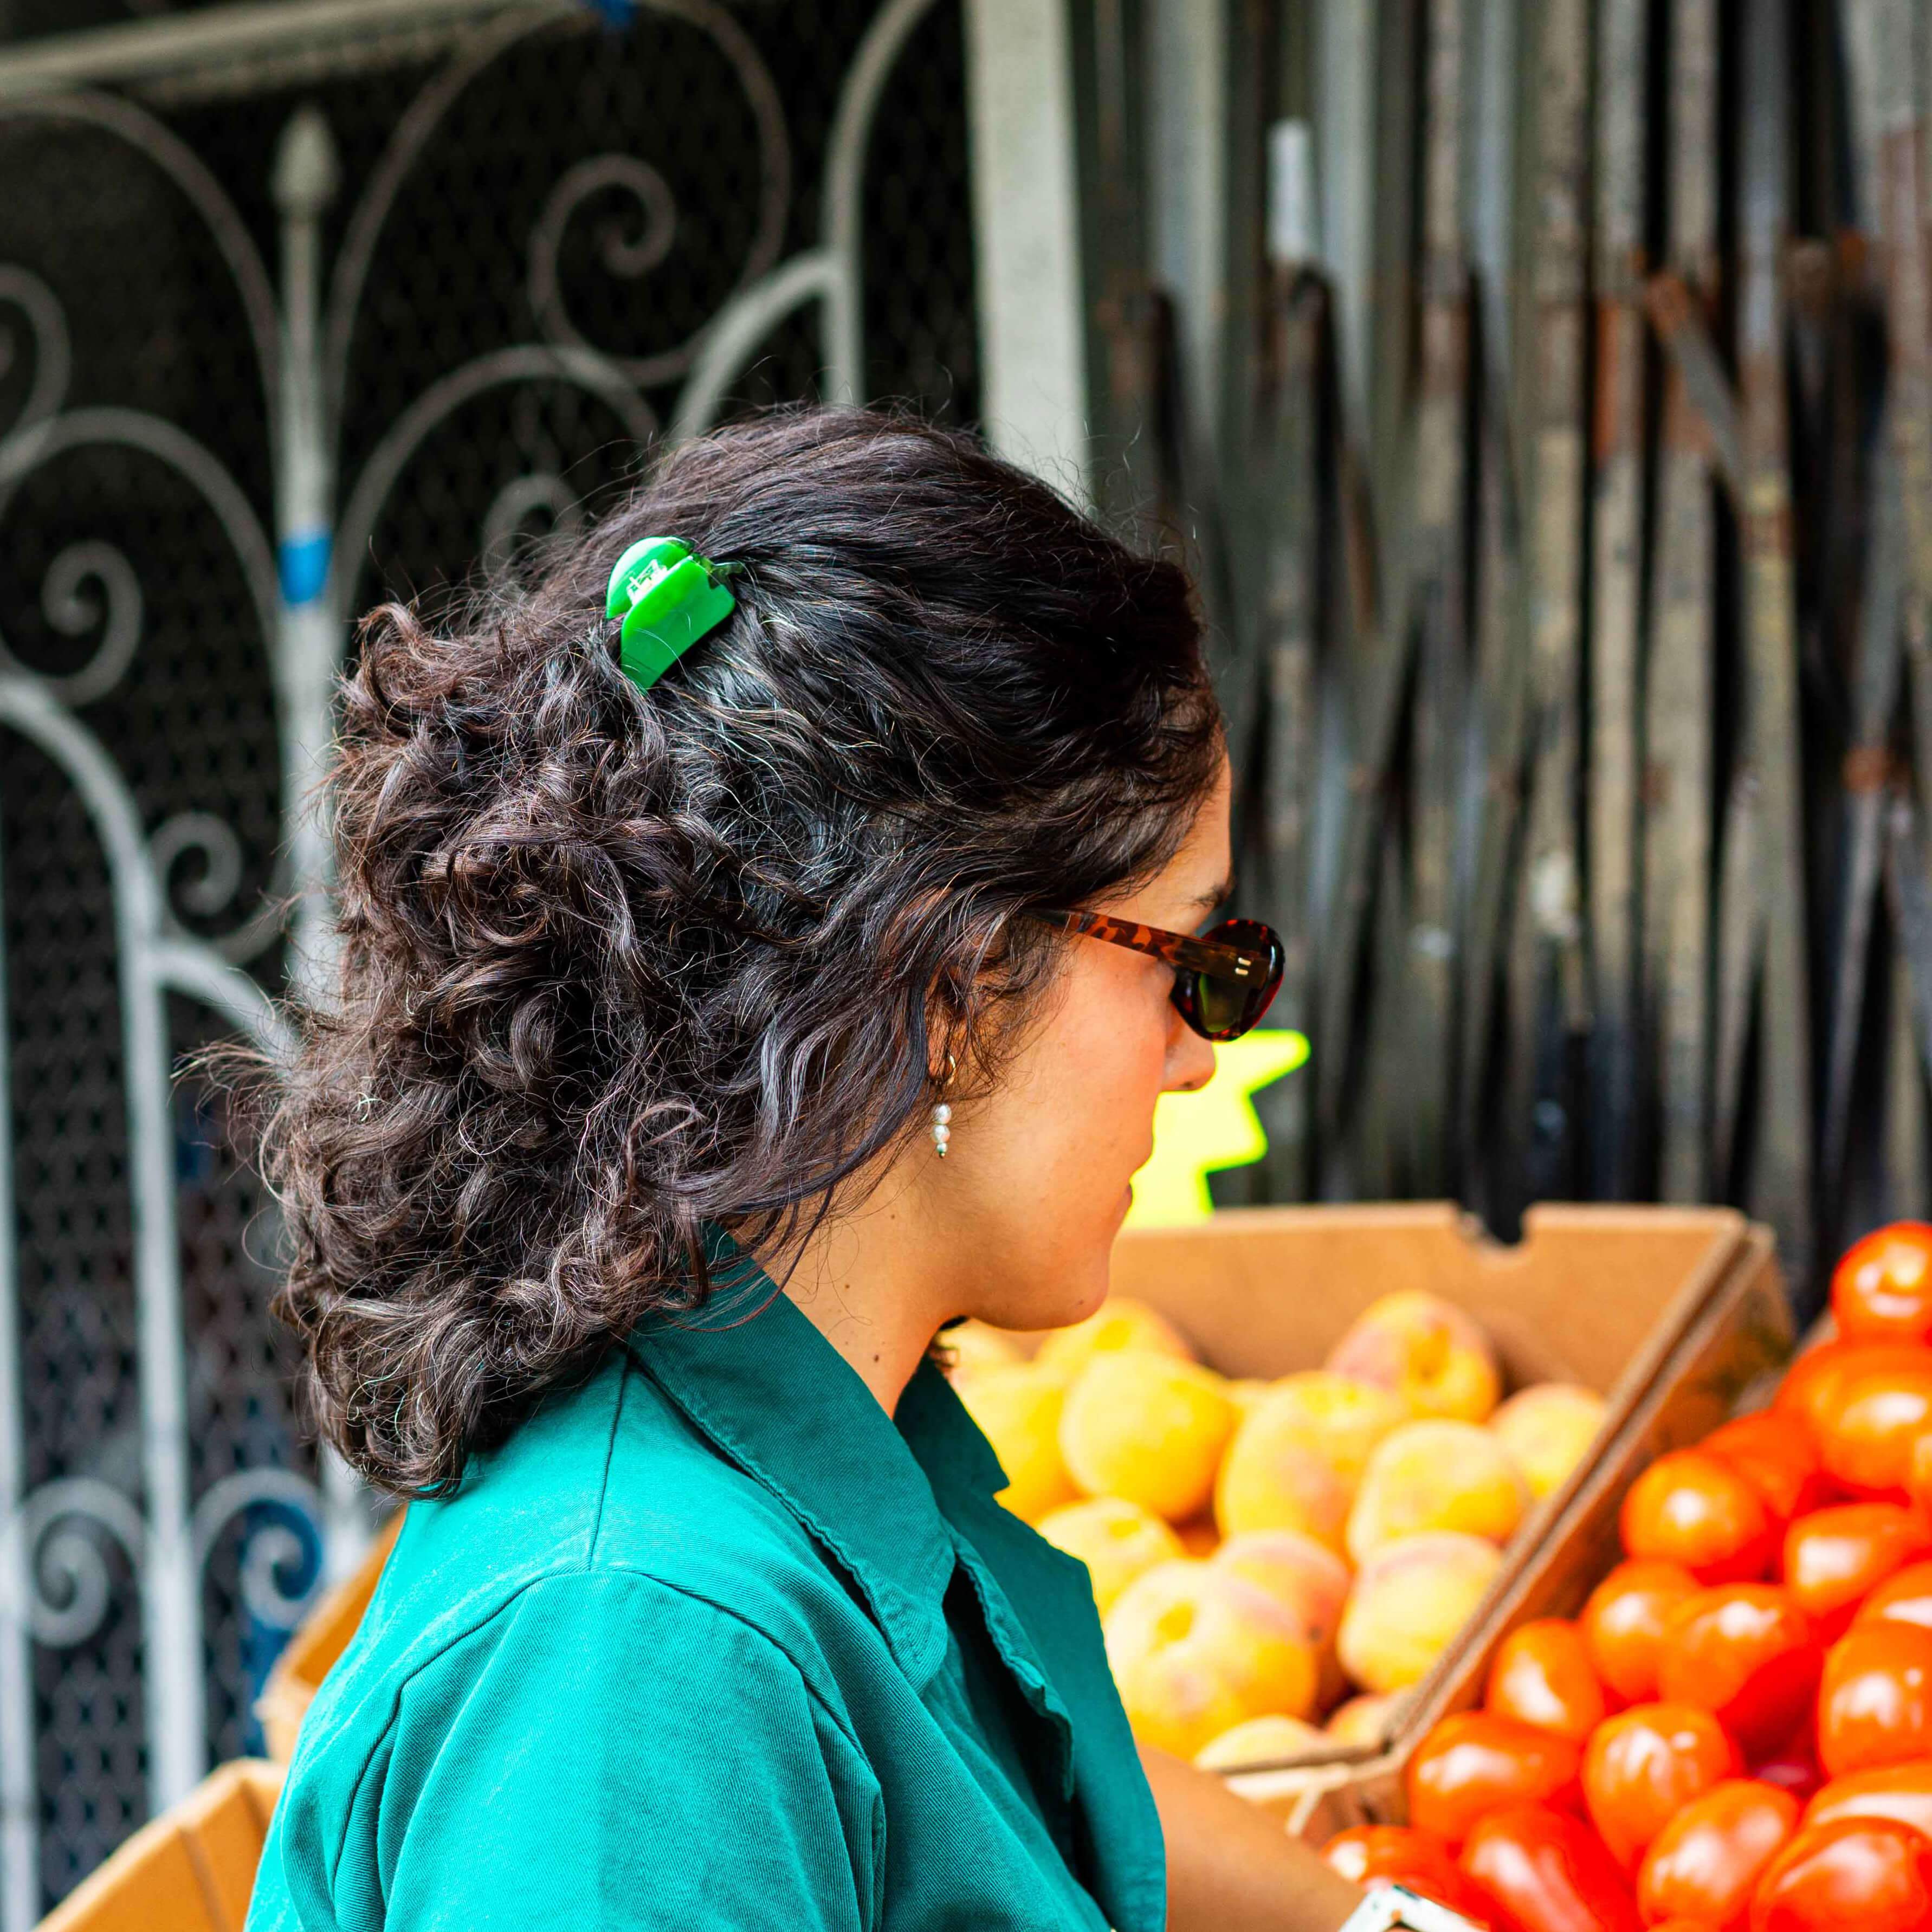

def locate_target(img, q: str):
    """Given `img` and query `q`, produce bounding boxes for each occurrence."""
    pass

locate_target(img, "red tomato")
[1705,1412,1832,1526]
[1655,1586,1824,1762]
[1582,1702,1742,1871]
[1832,1225,1932,1343]
[1817,1365,1932,1498]
[1406,1711,1583,1847]
[1458,1804,1642,1932]
[1818,1623,1932,1779]
[1320,1824,1497,1918]
[1909,1435,1932,1521]
[1752,1736,1823,1805]
[1748,1817,1932,1932]
[1856,1560,1932,1634]
[1782,1504,1932,1639]
[1486,1619,1610,1742]
[1583,1560,1705,1703]
[1636,1780,1799,1930]
[1777,1343,1932,1444]
[1804,1760,1932,1838]
[1622,1452,1777,1585]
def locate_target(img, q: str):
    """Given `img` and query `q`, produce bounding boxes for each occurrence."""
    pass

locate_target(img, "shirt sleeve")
[359,1571,880,1931]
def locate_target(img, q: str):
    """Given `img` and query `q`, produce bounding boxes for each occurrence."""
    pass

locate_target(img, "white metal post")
[272,108,370,1584]
[271,106,339,1008]
[1315,0,1379,434]
[124,877,203,1811]
[962,0,1091,501]
[1145,0,1229,462]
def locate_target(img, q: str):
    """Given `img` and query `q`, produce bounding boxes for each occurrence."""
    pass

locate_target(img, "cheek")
[1028,960,1173,1152]
[949,959,1174,1324]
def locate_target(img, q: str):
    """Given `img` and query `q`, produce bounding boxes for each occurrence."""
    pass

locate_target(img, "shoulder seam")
[594,1566,871,1766]
[326,1563,870,1895]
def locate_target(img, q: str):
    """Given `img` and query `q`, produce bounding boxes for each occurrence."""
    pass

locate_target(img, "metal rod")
[0,0,558,99]
[1822,437,1904,1196]
[1642,0,1721,1204]
[1453,0,1527,1191]
[1508,0,1591,1209]
[1586,0,1650,1197]
[1643,274,1746,506]
[1853,1,1932,869]
[1734,0,1814,1282]
[1406,0,1472,1192]
[1888,792,1932,1085]
[1255,156,1328,1199]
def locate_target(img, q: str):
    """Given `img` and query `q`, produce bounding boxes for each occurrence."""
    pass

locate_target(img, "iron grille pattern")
[0,0,977,1910]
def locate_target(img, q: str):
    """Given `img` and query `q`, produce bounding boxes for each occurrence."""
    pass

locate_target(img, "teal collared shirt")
[246,1281,1165,1930]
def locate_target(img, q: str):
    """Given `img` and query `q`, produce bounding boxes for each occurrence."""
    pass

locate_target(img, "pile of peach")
[946,1290,1606,1767]
[1323,1221,1932,1932]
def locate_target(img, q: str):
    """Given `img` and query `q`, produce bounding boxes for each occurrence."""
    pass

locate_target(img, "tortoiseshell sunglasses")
[1033,909,1287,1042]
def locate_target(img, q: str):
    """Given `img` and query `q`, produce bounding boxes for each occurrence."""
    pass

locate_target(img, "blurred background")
[0,0,1925,1915]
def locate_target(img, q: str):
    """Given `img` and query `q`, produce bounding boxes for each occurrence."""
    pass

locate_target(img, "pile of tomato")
[1319,1222,1932,1932]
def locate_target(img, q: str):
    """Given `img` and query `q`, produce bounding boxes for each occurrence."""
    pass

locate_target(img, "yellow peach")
[1192,1713,1328,1771]
[1036,1497,1184,1616]
[1488,1382,1606,1500]
[1335,1532,1503,1694]
[1037,1296,1194,1374]
[1211,1530,1353,1651]
[940,1319,1023,1375]
[1325,1690,1408,1749]
[1104,1559,1321,1758]
[1324,1289,1502,1422]
[1345,1418,1529,1561]
[953,1363,1079,1523]
[1059,1352,1236,1522]
[1215,1527,1354,1710]
[1213,1372,1410,1550]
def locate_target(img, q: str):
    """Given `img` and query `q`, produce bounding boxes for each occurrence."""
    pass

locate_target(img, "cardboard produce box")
[1100,1201,1791,1819]
[37,1757,282,1932]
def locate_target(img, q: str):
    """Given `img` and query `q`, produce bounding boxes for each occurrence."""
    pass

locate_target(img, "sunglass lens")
[1194,919,1286,1042]
[1192,972,1261,1040]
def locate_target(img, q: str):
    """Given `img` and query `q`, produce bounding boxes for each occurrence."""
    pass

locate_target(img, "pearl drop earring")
[932,1052,955,1158]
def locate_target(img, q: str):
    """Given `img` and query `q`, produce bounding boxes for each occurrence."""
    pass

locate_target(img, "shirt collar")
[895,1346,1012,1502]
[623,1245,978,1689]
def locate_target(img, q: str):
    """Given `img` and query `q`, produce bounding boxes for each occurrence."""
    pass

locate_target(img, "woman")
[243,412,1437,1931]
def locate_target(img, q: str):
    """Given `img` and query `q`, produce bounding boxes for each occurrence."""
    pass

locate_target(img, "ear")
[923,981,968,1088]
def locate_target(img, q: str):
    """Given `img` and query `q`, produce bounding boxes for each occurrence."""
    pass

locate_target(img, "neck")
[763,1174,954,1414]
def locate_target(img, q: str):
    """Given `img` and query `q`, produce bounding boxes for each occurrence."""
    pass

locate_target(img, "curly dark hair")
[246,409,1222,1496]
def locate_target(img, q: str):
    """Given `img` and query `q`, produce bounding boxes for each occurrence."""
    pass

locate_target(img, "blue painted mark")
[279,528,332,607]
[580,0,635,24]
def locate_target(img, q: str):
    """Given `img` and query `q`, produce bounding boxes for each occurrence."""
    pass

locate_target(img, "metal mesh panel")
[2,747,134,1502]
[34,1575,141,1908]
[173,1003,318,1772]
[0,1,978,1911]
[862,0,976,416]
[1,739,146,1907]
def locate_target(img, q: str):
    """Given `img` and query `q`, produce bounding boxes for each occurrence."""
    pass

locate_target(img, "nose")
[1168,1023,1216,1095]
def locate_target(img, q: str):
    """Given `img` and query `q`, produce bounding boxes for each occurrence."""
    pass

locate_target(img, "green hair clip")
[604,536,738,691]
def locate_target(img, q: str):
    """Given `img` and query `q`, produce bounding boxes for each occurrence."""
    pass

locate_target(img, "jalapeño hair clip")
[604,536,738,691]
